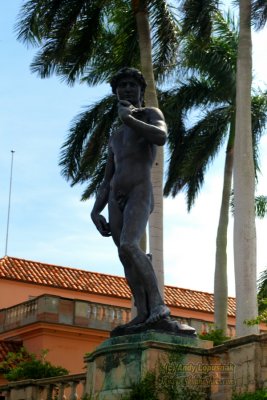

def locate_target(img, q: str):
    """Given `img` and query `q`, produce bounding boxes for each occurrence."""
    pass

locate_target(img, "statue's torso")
[109,108,156,197]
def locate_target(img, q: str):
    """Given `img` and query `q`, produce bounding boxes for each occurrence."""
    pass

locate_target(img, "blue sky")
[1,1,267,297]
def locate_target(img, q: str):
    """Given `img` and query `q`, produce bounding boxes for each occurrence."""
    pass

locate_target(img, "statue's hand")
[118,100,136,123]
[91,213,111,237]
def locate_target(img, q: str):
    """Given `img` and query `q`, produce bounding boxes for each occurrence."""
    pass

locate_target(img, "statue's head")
[110,67,147,104]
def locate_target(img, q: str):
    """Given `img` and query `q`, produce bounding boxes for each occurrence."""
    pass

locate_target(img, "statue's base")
[110,316,196,337]
[84,331,209,400]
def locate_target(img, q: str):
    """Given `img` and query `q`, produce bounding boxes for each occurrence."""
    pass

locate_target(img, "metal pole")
[5,150,15,256]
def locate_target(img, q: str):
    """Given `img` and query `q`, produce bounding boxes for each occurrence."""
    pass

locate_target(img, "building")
[0,255,237,380]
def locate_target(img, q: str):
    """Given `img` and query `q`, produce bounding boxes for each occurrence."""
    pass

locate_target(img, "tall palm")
[178,0,267,337]
[162,13,235,335]
[161,12,267,334]
[133,0,171,295]
[16,0,179,296]
[233,0,259,336]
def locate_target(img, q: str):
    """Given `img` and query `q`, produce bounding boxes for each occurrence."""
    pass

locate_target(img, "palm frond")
[180,0,220,38]
[17,0,122,83]
[81,3,140,85]
[15,0,47,45]
[149,0,180,82]
[252,0,267,30]
[59,94,117,188]
[16,0,85,45]
[230,193,267,219]
[251,91,267,175]
[164,106,230,210]
[255,195,267,219]
[251,91,267,142]
[29,2,105,82]
[165,78,228,114]
[179,16,238,94]
[80,162,107,200]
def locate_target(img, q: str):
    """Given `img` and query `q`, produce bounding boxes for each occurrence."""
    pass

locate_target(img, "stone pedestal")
[84,331,208,400]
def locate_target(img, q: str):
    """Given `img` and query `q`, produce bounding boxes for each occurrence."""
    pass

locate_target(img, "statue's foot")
[123,314,148,328]
[110,314,148,337]
[145,305,170,324]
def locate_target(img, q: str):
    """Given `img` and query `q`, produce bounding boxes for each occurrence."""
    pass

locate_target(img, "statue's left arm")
[90,144,114,237]
[118,101,167,146]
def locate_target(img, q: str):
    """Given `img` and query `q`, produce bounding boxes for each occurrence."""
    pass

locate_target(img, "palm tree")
[132,0,176,295]
[162,14,234,335]
[177,0,267,337]
[160,11,267,334]
[16,0,179,296]
[233,0,259,336]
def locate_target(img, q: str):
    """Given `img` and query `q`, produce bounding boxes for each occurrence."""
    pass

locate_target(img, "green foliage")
[245,310,267,327]
[16,0,179,85]
[121,350,208,400]
[255,196,267,219]
[81,395,93,400]
[198,329,230,346]
[258,268,267,312]
[230,194,267,219]
[232,389,267,399]
[123,371,158,400]
[245,268,267,325]
[252,0,267,31]
[0,347,68,381]
[121,369,208,400]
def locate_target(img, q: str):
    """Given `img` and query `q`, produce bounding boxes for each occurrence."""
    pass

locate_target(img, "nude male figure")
[91,67,170,328]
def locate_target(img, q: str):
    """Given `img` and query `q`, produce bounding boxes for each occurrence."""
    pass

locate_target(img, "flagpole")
[5,150,15,256]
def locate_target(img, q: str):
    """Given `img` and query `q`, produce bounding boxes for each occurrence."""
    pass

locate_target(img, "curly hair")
[110,67,147,95]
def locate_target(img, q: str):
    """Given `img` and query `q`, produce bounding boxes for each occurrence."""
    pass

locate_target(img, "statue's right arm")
[90,145,115,237]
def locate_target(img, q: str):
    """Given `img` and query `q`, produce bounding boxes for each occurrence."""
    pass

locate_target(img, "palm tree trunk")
[133,1,165,297]
[233,0,258,336]
[214,145,233,334]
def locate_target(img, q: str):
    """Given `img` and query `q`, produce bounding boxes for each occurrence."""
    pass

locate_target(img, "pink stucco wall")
[0,279,130,309]
[20,324,109,374]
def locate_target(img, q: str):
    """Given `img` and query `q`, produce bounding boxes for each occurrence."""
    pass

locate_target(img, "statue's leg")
[119,185,170,323]
[108,193,148,324]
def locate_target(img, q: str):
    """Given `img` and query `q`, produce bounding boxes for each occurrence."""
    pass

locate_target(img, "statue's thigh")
[108,196,123,247]
[121,190,151,244]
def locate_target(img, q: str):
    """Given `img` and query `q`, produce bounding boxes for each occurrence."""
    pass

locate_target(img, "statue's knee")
[119,242,136,259]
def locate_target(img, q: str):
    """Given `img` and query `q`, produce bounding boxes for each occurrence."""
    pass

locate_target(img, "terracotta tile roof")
[165,286,236,317]
[0,256,236,316]
[0,256,130,299]
[0,341,23,362]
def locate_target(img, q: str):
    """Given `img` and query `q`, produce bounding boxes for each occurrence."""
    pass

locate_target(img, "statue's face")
[116,77,142,106]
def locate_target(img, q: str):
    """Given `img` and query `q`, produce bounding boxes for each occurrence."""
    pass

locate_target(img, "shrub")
[198,329,230,346]
[123,371,158,400]
[232,389,267,399]
[0,347,68,381]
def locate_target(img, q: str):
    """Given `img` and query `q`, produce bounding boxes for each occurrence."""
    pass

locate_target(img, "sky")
[0,1,267,298]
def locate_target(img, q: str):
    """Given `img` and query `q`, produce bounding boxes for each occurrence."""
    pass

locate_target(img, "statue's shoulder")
[145,106,165,121]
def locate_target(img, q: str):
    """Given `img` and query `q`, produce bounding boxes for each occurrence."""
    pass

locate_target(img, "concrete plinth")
[84,331,207,400]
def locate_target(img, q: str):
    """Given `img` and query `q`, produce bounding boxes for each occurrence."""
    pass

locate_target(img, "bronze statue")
[91,68,195,337]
